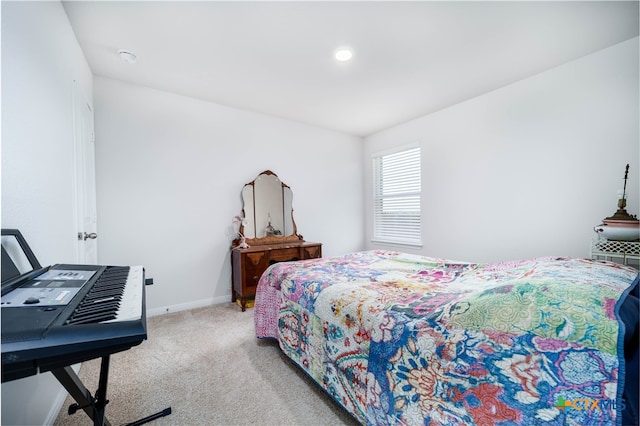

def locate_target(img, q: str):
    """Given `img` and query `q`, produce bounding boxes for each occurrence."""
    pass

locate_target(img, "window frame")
[371,144,422,247]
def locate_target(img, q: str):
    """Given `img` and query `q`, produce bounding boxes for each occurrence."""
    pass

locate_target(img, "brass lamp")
[595,164,639,241]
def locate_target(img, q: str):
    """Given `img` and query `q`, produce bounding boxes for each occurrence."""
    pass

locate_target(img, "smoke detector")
[117,49,137,64]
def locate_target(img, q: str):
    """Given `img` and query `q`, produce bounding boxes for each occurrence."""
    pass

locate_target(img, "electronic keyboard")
[1,263,147,382]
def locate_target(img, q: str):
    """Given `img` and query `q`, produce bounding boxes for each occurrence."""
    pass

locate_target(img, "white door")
[74,82,98,264]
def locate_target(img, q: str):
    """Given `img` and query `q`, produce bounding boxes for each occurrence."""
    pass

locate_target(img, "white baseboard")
[46,385,70,425]
[146,294,232,317]
[44,364,81,425]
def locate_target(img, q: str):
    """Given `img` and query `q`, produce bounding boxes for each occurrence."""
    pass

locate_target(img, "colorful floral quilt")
[254,250,639,425]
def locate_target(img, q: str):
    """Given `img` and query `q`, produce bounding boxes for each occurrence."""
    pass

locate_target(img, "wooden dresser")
[231,241,322,311]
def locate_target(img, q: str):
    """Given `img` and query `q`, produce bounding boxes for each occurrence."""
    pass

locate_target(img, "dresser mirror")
[237,170,303,246]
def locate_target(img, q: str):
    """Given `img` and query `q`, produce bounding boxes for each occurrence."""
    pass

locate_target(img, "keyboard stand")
[52,355,171,426]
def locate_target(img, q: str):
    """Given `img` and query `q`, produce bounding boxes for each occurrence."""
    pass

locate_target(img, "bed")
[254,250,639,426]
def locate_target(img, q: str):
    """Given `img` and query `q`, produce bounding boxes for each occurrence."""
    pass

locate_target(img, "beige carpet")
[53,303,359,426]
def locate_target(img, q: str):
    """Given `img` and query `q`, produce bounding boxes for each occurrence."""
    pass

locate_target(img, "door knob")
[78,232,98,241]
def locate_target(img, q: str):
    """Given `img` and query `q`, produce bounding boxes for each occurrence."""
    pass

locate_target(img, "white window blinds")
[372,146,421,246]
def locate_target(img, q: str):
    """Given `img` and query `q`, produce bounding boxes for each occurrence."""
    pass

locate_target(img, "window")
[372,146,421,246]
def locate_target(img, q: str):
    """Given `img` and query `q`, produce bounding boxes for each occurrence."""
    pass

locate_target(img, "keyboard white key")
[104,265,143,323]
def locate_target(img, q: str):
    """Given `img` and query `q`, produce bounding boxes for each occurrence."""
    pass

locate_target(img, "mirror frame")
[235,170,303,247]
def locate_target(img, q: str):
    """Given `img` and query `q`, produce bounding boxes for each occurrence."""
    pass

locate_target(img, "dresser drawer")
[269,247,301,263]
[243,264,265,288]
[303,245,322,259]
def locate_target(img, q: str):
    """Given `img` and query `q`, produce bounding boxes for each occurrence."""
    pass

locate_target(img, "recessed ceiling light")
[335,48,353,62]
[117,49,137,64]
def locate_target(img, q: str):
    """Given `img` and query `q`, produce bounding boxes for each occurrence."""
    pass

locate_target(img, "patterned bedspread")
[254,250,639,425]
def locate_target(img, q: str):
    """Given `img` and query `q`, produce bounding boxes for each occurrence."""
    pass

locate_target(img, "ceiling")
[62,1,639,137]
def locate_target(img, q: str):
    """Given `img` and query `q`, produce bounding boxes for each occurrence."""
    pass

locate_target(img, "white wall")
[93,77,364,314]
[1,1,93,425]
[364,38,639,263]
